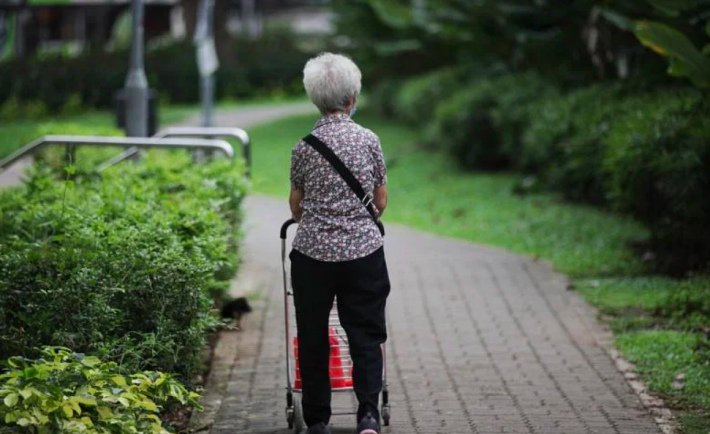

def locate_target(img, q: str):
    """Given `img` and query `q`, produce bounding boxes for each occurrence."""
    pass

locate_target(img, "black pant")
[290,247,390,427]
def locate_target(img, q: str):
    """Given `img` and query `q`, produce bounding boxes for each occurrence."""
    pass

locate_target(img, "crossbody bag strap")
[302,134,385,237]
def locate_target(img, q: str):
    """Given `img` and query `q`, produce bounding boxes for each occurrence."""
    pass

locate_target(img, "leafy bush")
[522,83,710,269]
[0,31,311,112]
[657,278,710,330]
[394,67,469,125]
[521,83,628,204]
[428,72,557,170]
[603,88,710,271]
[0,346,202,434]
[0,151,247,377]
[367,79,403,119]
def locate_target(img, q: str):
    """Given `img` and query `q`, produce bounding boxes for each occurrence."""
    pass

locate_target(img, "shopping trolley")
[280,219,391,433]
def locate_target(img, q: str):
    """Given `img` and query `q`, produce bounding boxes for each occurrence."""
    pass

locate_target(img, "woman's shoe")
[305,422,331,434]
[355,412,380,434]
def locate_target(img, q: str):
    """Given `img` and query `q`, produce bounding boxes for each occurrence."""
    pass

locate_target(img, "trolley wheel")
[286,392,295,429]
[293,394,305,434]
[382,405,391,426]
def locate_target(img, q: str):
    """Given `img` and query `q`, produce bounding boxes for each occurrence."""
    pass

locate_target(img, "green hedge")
[0,150,247,378]
[0,31,311,113]
[368,79,403,119]
[427,72,558,170]
[520,83,628,204]
[520,85,710,270]
[603,89,710,271]
[393,67,469,126]
[385,66,710,270]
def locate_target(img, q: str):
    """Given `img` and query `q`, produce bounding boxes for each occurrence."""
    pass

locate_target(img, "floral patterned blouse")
[290,113,387,262]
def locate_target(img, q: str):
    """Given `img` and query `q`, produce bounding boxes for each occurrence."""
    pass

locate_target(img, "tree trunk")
[183,0,199,40]
[214,0,233,63]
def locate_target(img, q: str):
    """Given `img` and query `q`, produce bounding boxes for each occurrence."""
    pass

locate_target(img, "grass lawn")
[248,111,710,433]
[0,106,195,160]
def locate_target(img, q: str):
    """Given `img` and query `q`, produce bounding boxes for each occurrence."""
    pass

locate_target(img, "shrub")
[658,278,710,329]
[428,72,557,170]
[394,67,469,125]
[522,83,710,270]
[367,79,402,119]
[603,88,710,271]
[0,346,202,434]
[521,83,627,204]
[0,31,312,112]
[0,151,247,377]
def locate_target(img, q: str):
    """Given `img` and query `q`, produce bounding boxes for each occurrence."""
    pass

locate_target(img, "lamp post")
[195,0,217,127]
[124,0,148,137]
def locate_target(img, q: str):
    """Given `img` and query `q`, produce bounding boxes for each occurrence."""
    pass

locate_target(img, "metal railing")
[98,127,251,175]
[0,135,235,172]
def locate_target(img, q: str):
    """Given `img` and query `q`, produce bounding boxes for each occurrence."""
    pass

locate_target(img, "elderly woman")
[289,53,390,434]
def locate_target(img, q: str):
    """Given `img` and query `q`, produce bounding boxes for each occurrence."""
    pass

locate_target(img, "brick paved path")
[207,196,662,434]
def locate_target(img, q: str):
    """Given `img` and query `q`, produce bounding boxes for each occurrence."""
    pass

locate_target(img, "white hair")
[303,53,362,114]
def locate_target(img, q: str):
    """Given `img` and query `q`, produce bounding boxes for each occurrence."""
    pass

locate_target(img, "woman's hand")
[290,188,305,222]
[374,185,388,217]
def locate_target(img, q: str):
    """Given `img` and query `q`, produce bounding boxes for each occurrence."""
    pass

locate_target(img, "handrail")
[0,135,235,172]
[100,127,251,174]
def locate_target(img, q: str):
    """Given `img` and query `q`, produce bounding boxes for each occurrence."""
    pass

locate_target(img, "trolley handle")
[281,219,297,240]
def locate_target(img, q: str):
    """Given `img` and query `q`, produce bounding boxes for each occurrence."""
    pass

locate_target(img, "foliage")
[0,346,202,434]
[603,88,710,271]
[336,0,710,87]
[428,72,557,170]
[522,84,710,269]
[394,67,470,125]
[0,31,311,111]
[631,19,710,88]
[367,79,403,119]
[0,151,247,377]
[521,83,629,204]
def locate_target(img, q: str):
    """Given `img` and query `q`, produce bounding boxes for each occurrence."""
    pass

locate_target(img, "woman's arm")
[290,188,305,222]
[374,185,388,217]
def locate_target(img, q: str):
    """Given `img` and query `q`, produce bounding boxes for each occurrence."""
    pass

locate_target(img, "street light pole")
[124,0,148,137]
[200,0,215,127]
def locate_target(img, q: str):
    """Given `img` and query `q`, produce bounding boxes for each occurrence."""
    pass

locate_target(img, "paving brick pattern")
[209,196,662,434]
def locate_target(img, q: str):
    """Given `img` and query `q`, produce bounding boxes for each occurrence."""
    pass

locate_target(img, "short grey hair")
[303,53,362,114]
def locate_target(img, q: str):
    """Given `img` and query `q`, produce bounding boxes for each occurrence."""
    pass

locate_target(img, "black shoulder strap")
[302,134,385,236]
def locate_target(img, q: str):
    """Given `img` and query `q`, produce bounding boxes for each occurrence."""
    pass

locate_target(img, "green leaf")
[62,404,73,418]
[369,0,413,29]
[668,58,690,77]
[64,165,77,175]
[19,389,32,400]
[374,40,423,56]
[595,7,635,31]
[634,21,710,88]
[644,0,688,16]
[142,400,157,412]
[16,418,31,427]
[73,396,97,406]
[3,393,19,408]
[111,376,127,387]
[97,406,112,419]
